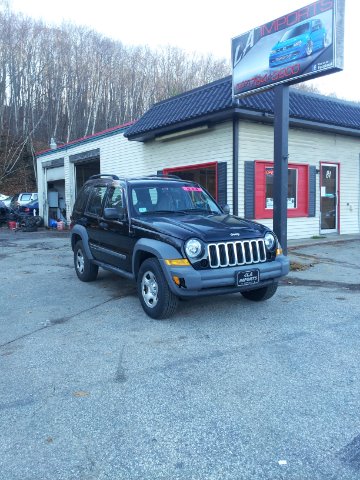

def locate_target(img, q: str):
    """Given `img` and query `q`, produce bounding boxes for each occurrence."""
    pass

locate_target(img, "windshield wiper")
[152,210,177,214]
[134,209,176,215]
[176,208,218,214]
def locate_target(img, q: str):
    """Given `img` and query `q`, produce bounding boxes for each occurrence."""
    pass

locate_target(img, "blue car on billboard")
[269,19,328,68]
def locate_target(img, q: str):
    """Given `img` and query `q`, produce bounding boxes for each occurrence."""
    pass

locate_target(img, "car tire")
[137,258,178,319]
[74,240,98,282]
[323,33,329,48]
[306,40,313,56]
[21,216,38,231]
[33,215,44,227]
[241,282,278,301]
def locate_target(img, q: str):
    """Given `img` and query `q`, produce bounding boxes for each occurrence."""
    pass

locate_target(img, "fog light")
[276,247,283,256]
[172,276,186,288]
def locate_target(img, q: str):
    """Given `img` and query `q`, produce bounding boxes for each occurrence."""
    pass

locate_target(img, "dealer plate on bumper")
[236,269,260,287]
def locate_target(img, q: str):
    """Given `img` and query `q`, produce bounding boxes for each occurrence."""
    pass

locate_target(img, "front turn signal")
[276,248,283,256]
[165,259,190,266]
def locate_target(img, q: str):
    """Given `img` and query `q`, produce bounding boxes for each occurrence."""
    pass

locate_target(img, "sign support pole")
[273,84,289,255]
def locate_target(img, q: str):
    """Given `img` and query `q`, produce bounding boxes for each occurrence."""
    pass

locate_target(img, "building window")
[265,167,298,210]
[163,162,217,199]
[255,161,309,218]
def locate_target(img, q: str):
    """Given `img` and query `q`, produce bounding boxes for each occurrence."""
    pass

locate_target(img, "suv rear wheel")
[241,282,278,301]
[74,240,98,282]
[137,258,178,319]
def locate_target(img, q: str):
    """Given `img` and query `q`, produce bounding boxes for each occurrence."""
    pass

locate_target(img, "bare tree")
[0,6,232,187]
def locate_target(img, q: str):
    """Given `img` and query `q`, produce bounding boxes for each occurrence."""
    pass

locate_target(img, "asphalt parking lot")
[0,227,360,480]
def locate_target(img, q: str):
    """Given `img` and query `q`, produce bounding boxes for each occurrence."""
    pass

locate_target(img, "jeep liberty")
[70,174,289,319]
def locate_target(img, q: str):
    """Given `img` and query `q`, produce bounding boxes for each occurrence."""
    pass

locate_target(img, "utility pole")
[273,84,289,255]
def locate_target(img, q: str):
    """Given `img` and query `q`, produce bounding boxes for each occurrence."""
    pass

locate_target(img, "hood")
[134,213,268,242]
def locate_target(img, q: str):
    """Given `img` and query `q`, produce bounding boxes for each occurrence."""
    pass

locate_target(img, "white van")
[10,192,38,208]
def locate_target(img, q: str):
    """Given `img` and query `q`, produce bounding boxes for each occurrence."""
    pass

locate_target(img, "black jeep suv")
[70,174,289,319]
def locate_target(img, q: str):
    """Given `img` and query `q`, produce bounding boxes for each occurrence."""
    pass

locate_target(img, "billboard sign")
[232,0,345,98]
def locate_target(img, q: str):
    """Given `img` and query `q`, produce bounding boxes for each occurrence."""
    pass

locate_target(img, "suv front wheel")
[74,240,99,282]
[137,258,178,319]
[241,282,278,301]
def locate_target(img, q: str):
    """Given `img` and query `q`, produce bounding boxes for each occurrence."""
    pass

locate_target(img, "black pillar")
[232,118,239,216]
[273,85,289,254]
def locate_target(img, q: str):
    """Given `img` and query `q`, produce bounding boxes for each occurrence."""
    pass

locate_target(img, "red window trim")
[163,162,218,200]
[254,160,309,219]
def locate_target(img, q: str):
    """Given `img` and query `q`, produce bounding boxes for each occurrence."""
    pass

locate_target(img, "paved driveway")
[1,228,360,480]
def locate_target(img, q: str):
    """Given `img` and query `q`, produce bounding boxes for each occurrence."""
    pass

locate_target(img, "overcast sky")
[8,0,360,101]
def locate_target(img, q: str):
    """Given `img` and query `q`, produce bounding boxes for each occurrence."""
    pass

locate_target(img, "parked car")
[0,200,10,224]
[70,174,289,319]
[0,194,13,207]
[18,199,39,216]
[10,192,38,209]
[269,18,328,68]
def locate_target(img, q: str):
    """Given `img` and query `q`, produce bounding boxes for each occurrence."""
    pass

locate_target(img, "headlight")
[264,232,276,251]
[185,238,203,259]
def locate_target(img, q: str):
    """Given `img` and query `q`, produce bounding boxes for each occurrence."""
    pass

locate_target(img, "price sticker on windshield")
[182,187,203,192]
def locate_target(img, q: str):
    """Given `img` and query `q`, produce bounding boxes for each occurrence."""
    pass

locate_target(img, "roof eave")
[121,106,360,143]
[289,117,360,137]
[36,122,134,158]
[125,109,235,142]
[234,108,360,137]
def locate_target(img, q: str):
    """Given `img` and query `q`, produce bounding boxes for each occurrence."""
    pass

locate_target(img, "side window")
[105,187,124,211]
[21,194,32,203]
[86,186,107,216]
[73,184,91,213]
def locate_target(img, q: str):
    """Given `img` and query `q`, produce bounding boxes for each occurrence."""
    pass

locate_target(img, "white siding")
[140,122,234,210]
[37,119,360,239]
[37,132,143,222]
[36,156,46,219]
[238,121,360,239]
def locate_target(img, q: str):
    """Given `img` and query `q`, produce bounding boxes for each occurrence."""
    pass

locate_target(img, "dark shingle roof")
[125,76,360,139]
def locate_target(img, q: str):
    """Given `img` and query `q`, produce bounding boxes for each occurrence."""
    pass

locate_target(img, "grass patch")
[290,261,311,271]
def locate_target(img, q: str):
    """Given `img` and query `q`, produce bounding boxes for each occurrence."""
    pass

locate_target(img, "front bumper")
[160,254,290,298]
[269,49,304,67]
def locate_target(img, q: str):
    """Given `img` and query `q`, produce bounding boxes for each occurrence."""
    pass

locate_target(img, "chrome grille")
[207,239,267,268]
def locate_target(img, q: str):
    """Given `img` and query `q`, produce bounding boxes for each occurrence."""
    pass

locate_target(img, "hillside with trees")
[0,6,230,193]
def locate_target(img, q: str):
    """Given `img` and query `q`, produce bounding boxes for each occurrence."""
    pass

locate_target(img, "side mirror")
[222,204,230,215]
[103,207,126,220]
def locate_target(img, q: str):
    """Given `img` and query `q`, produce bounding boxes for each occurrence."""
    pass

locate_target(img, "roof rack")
[145,174,181,180]
[89,174,120,180]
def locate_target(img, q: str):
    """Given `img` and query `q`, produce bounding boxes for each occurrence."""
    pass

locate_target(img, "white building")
[37,76,360,239]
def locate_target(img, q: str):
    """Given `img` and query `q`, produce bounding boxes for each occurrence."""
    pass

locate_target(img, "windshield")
[130,183,222,215]
[280,22,310,42]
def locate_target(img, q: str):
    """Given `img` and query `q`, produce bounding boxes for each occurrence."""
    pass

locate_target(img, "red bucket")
[8,221,17,230]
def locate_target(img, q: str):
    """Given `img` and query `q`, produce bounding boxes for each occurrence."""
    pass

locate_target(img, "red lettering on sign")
[236,64,301,93]
[260,0,333,38]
